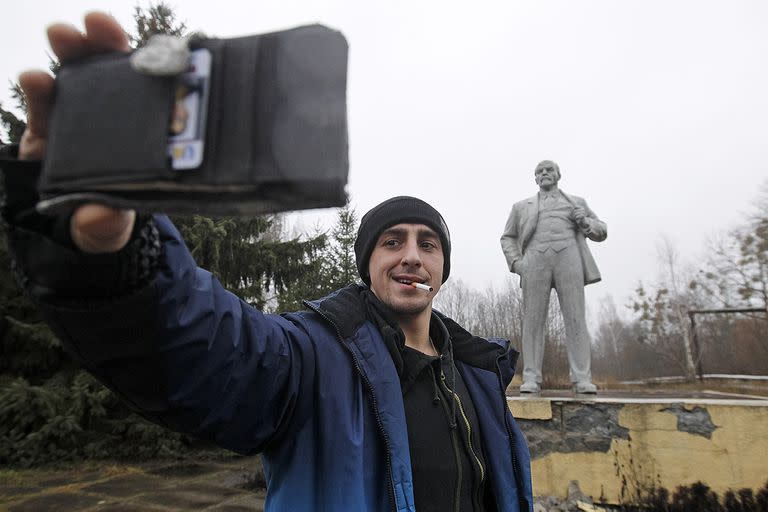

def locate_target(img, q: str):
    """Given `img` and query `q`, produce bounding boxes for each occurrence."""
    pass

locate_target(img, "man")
[500,160,607,394]
[0,12,532,512]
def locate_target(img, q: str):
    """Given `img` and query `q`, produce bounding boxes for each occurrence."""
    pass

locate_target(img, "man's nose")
[400,240,422,267]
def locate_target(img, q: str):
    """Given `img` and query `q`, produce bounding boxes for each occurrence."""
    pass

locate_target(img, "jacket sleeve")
[500,205,523,273]
[7,207,317,455]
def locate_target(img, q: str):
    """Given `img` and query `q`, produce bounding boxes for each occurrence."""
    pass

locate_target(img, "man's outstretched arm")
[2,11,316,455]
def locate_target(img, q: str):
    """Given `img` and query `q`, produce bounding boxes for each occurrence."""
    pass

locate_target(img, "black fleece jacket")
[364,291,495,512]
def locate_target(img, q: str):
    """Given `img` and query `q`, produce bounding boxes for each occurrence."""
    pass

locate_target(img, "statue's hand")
[572,206,590,229]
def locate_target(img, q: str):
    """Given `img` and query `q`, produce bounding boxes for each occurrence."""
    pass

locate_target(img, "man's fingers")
[18,71,54,135]
[83,12,130,53]
[17,71,55,160]
[47,23,91,62]
[47,12,129,63]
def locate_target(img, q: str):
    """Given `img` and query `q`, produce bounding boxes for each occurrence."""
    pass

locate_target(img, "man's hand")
[18,12,136,254]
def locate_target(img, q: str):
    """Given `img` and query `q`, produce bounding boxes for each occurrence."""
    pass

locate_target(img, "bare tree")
[693,180,768,364]
[700,183,768,311]
[631,237,707,379]
[594,295,623,356]
[433,279,478,330]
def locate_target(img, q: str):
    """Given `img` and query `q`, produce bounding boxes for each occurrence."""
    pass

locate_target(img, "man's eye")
[420,241,436,250]
[384,239,400,247]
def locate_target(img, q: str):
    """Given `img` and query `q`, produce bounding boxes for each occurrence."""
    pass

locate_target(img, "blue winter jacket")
[28,215,533,511]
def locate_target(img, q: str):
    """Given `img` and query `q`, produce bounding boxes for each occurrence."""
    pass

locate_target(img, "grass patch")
[0,469,23,485]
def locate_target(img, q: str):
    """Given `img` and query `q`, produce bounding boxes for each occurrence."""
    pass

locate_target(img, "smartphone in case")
[168,48,212,170]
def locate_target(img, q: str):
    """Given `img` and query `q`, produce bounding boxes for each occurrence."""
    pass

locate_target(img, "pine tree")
[0,84,27,145]
[0,81,97,466]
[0,76,62,382]
[130,3,188,47]
[273,226,334,312]
[271,203,360,311]
[329,202,359,288]
[174,215,331,311]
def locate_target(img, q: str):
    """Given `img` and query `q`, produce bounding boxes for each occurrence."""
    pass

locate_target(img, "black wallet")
[37,24,348,216]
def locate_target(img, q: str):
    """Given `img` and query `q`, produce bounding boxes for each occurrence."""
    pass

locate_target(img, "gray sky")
[3,0,767,319]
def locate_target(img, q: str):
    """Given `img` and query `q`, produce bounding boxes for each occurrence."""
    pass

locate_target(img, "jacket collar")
[305,284,518,382]
[303,284,370,339]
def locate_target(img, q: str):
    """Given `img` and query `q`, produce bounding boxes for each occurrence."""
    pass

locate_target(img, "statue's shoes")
[573,381,597,394]
[519,381,541,394]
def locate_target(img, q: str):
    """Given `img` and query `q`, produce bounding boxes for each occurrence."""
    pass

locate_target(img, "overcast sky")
[2,0,767,320]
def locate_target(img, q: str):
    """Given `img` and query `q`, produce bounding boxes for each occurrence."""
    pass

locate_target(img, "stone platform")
[508,390,768,503]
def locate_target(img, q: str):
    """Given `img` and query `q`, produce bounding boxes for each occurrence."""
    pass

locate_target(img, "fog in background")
[3,0,767,322]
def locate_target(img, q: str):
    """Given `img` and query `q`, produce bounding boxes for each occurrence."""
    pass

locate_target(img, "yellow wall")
[509,398,768,503]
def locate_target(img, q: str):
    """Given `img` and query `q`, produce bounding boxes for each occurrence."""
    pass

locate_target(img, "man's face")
[534,163,560,189]
[368,223,444,317]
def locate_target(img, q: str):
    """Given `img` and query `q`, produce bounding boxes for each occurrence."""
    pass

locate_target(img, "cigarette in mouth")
[410,282,433,292]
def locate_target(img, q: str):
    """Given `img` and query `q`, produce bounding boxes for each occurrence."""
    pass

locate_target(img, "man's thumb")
[71,205,136,253]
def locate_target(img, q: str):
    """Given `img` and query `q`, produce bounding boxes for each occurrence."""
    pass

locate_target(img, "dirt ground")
[0,454,266,512]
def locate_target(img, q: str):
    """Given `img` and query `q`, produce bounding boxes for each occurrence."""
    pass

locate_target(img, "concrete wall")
[509,396,768,503]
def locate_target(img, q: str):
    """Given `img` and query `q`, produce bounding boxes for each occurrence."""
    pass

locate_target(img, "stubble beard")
[381,295,432,319]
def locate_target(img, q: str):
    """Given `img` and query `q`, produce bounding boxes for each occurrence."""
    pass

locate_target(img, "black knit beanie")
[354,196,451,285]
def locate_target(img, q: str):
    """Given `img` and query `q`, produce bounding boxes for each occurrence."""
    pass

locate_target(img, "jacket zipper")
[304,301,398,512]
[435,370,463,512]
[440,369,487,512]
[496,360,527,510]
[441,370,486,482]
[450,383,487,511]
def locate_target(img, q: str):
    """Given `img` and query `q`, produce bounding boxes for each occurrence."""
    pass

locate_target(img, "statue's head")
[534,160,560,188]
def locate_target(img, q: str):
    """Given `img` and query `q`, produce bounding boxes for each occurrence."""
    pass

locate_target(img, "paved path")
[0,456,266,511]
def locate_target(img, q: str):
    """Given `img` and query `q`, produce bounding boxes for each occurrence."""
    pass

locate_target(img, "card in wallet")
[37,24,349,217]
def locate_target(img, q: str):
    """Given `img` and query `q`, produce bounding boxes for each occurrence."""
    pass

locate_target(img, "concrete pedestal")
[509,393,768,503]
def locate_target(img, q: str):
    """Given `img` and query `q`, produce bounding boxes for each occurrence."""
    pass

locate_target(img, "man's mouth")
[395,278,433,292]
